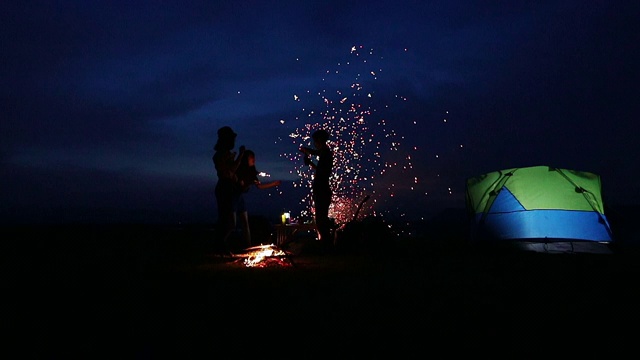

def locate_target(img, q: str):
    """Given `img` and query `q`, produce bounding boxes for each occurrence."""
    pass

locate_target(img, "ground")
[4,221,640,357]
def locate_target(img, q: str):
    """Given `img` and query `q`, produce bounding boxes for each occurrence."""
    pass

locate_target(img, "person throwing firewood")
[299,129,334,253]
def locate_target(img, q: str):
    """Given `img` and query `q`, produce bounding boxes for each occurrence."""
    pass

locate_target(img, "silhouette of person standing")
[212,126,245,254]
[236,149,281,247]
[299,129,334,252]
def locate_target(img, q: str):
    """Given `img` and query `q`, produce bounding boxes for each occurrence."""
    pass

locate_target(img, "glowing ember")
[277,45,466,227]
[233,244,293,268]
[278,45,419,225]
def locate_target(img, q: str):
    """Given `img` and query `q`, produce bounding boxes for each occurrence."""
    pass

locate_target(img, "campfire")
[232,244,293,268]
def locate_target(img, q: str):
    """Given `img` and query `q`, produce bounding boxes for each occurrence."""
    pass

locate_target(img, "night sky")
[2,1,638,225]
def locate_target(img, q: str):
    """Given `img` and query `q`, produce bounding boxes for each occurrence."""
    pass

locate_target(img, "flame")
[234,244,292,268]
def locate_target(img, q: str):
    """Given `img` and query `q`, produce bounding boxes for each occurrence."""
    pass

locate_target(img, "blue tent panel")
[489,187,525,213]
[474,210,612,242]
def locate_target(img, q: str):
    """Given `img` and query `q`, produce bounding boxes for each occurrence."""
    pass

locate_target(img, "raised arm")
[299,146,320,156]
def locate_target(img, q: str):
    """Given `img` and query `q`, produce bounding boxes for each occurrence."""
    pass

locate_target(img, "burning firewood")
[231,244,293,268]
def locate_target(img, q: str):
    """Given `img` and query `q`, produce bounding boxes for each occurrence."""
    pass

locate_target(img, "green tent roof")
[466,165,605,214]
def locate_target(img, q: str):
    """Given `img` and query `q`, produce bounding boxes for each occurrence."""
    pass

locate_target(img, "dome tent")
[465,165,613,254]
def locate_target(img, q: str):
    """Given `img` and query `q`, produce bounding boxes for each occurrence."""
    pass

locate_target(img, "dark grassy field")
[4,219,640,358]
